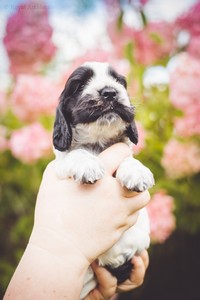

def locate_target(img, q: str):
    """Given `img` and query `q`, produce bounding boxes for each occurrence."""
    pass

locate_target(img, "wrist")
[5,226,91,299]
[29,225,90,273]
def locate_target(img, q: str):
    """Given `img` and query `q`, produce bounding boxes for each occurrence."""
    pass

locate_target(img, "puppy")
[53,62,154,298]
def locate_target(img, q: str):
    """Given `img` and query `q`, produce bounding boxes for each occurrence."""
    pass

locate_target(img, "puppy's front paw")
[73,157,105,184]
[116,157,155,192]
[55,149,105,184]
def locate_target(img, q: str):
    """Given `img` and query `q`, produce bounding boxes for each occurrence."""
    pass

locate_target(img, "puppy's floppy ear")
[126,121,138,145]
[53,105,72,151]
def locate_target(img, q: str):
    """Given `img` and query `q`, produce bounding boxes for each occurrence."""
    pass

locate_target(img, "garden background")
[0,0,200,299]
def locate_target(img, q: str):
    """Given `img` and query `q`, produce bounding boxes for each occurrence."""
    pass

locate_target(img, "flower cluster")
[132,21,175,65]
[169,53,200,137]
[161,139,200,179]
[147,191,176,243]
[9,123,52,163]
[1,1,57,164]
[176,1,200,60]
[108,20,175,65]
[3,0,56,75]
[11,75,61,122]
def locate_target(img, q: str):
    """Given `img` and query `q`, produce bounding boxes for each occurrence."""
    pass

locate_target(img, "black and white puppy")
[53,62,154,298]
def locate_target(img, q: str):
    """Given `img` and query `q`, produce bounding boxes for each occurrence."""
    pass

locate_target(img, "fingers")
[117,250,149,293]
[130,250,149,286]
[88,261,117,300]
[125,190,151,213]
[140,249,149,269]
[98,143,132,176]
[126,211,139,228]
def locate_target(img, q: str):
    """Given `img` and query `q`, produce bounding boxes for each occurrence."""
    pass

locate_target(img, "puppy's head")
[53,62,138,151]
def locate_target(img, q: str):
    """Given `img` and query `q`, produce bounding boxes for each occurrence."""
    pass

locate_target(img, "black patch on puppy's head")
[108,67,127,89]
[53,66,94,151]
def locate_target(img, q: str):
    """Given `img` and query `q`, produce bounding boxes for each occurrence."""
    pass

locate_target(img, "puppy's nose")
[100,87,117,101]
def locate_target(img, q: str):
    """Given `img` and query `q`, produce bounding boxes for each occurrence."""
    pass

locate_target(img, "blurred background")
[0,0,200,299]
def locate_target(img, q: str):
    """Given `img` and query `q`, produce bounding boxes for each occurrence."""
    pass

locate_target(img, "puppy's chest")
[71,122,128,153]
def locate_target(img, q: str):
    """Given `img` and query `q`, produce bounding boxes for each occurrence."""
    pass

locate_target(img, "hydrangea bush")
[0,0,200,295]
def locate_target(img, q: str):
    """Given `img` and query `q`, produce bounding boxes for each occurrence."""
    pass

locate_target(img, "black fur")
[71,94,135,125]
[53,106,72,151]
[105,259,133,284]
[108,66,127,88]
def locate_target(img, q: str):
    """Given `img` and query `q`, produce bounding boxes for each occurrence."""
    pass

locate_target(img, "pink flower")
[132,22,175,65]
[161,139,200,179]
[169,53,200,111]
[169,53,200,137]
[3,0,56,76]
[176,2,200,59]
[174,105,200,137]
[107,21,133,58]
[11,75,61,122]
[187,36,200,60]
[108,20,175,65]
[133,121,146,155]
[0,91,8,115]
[176,1,200,37]
[147,191,176,243]
[9,123,52,164]
[0,126,9,152]
[140,0,148,5]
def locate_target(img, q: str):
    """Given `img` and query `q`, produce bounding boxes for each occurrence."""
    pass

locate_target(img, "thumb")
[98,143,132,176]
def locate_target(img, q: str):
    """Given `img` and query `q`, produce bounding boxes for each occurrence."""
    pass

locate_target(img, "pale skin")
[4,143,150,300]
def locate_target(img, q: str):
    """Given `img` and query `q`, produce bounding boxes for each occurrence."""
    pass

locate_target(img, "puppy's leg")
[116,156,155,192]
[80,266,97,299]
[54,149,105,184]
[98,208,150,283]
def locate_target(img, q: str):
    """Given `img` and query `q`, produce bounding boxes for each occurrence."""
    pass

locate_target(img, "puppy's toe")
[80,176,98,185]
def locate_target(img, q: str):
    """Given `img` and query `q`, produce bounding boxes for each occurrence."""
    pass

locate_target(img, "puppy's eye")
[118,77,127,89]
[109,68,127,89]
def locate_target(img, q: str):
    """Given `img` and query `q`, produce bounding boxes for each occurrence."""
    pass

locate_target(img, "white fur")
[82,62,130,107]
[54,149,105,183]
[116,156,155,192]
[80,208,150,299]
[71,117,127,150]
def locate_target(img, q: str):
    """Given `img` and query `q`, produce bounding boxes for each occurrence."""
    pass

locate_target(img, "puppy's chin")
[97,112,121,126]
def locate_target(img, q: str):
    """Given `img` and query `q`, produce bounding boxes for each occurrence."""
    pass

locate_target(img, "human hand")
[117,250,149,292]
[30,143,150,266]
[84,250,149,300]
[5,143,150,300]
